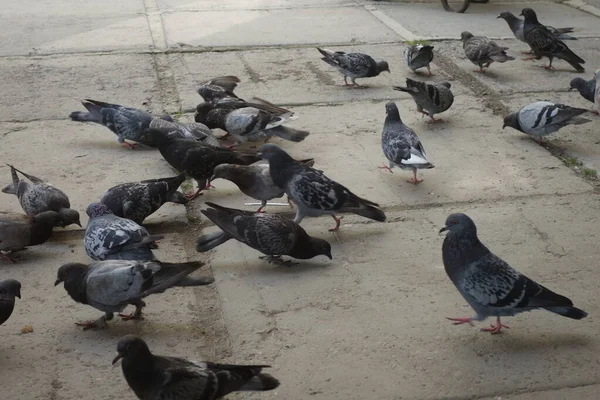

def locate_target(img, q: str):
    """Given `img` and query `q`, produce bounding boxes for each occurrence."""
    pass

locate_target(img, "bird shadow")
[462,331,592,354]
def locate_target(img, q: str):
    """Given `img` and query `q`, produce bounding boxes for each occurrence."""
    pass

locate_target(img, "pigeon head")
[439,213,478,237]
[257,144,293,163]
[195,103,213,123]
[569,77,586,91]
[86,202,113,219]
[211,163,240,181]
[310,237,333,260]
[197,85,227,103]
[520,8,539,23]
[113,335,152,365]
[0,279,22,299]
[33,210,66,228]
[59,208,82,228]
[377,61,391,74]
[460,31,473,42]
[384,101,402,122]
[54,263,88,286]
[496,11,517,21]
[502,112,520,131]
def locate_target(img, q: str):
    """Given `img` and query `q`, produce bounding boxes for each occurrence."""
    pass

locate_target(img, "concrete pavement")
[1,0,600,399]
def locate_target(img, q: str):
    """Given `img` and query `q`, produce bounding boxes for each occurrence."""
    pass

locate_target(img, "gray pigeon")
[595,70,600,114]
[100,174,188,225]
[84,202,163,261]
[0,211,65,263]
[69,99,175,149]
[440,213,587,334]
[569,76,596,103]
[196,202,332,265]
[380,102,434,184]
[317,47,390,86]
[502,101,591,140]
[148,118,221,147]
[2,164,81,227]
[113,335,279,400]
[521,8,585,72]
[404,44,434,76]
[196,75,241,104]
[393,78,454,122]
[211,158,315,212]
[55,260,213,330]
[460,31,515,73]
[258,144,386,231]
[0,279,21,326]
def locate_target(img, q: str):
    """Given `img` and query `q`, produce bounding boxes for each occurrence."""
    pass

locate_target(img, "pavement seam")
[565,0,600,17]
[363,3,417,41]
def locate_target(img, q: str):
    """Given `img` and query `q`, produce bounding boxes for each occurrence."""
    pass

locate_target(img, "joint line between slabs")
[363,4,418,42]
[143,0,168,50]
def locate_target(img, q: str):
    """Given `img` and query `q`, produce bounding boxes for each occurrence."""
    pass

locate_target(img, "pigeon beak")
[502,123,506,129]
[568,87,574,92]
[76,221,82,228]
[326,252,333,260]
[496,15,501,18]
[439,226,448,234]
[54,279,61,287]
[519,12,524,16]
[16,291,21,299]
[112,353,123,365]
[209,174,217,182]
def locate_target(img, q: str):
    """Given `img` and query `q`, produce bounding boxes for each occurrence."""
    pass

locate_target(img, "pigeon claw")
[75,320,103,331]
[0,252,17,263]
[378,165,394,174]
[542,65,556,70]
[446,317,474,326]
[329,215,343,232]
[480,317,509,335]
[185,188,204,200]
[407,170,423,184]
[122,142,137,150]
[426,117,443,124]
[118,312,144,321]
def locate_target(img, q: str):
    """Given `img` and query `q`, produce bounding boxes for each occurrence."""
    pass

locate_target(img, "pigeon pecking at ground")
[196,202,332,265]
[258,144,386,231]
[393,78,454,123]
[84,202,163,261]
[380,102,434,184]
[139,129,260,199]
[460,31,515,73]
[55,260,213,330]
[404,44,434,76]
[317,47,390,86]
[569,76,596,104]
[2,164,81,227]
[100,174,189,225]
[502,101,591,141]
[0,279,21,326]
[146,118,221,148]
[0,211,65,263]
[521,8,585,72]
[113,335,280,400]
[211,158,315,212]
[440,213,587,334]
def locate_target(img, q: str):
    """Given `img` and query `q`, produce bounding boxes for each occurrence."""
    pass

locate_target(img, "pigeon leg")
[351,78,361,87]
[263,136,272,144]
[0,251,17,263]
[474,65,486,73]
[426,116,442,124]
[343,76,351,86]
[542,58,555,70]
[407,170,423,184]
[427,65,433,76]
[378,165,394,173]
[76,314,109,331]
[122,141,137,150]
[225,144,239,150]
[521,50,534,55]
[480,317,509,334]
[119,301,146,321]
[184,187,203,200]
[446,317,474,326]
[329,215,343,232]
[256,200,267,213]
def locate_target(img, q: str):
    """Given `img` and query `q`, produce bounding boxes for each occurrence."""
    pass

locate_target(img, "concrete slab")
[480,384,600,399]
[0,54,162,122]
[1,0,145,15]
[162,7,399,48]
[159,0,357,11]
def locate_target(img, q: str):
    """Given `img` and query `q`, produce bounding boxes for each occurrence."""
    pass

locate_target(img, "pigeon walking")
[460,31,515,73]
[259,144,386,231]
[113,335,279,399]
[440,213,587,334]
[404,44,434,76]
[502,101,591,140]
[211,159,315,212]
[100,174,188,225]
[2,164,81,227]
[569,76,596,103]
[380,102,434,184]
[393,78,454,122]
[521,8,585,72]
[0,211,65,262]
[55,260,213,330]
[84,202,163,261]
[139,129,260,199]
[0,279,21,326]
[196,202,332,265]
[317,47,390,86]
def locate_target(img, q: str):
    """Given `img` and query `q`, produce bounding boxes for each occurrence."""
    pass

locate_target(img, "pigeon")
[379,102,434,184]
[100,174,189,225]
[84,202,163,261]
[393,78,454,123]
[196,75,241,104]
[0,279,21,326]
[69,99,175,149]
[440,213,587,334]
[460,31,515,73]
[55,260,213,330]
[211,158,315,212]
[258,144,386,231]
[0,211,64,263]
[113,335,280,399]
[138,129,260,199]
[502,101,591,140]
[196,202,332,265]
[521,8,585,72]
[595,70,600,114]
[404,44,434,76]
[317,47,390,86]
[147,118,221,148]
[2,164,81,227]
[569,76,596,103]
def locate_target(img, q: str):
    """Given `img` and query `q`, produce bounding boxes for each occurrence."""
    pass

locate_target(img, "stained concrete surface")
[1,0,600,399]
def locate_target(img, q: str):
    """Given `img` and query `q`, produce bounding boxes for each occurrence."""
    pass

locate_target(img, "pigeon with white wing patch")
[404,44,434,76]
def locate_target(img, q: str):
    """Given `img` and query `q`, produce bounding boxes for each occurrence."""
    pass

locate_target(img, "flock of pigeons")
[0,5,597,400]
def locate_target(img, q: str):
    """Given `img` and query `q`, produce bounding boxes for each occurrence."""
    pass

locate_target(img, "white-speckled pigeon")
[317,47,390,86]
[569,76,596,103]
[380,102,434,184]
[2,164,81,227]
[460,31,515,73]
[404,44,434,76]
[113,335,279,400]
[440,213,587,334]
[196,76,241,105]
[502,101,591,140]
[0,279,21,326]
[393,78,454,122]
[55,260,213,330]
[84,202,163,261]
[259,144,386,231]
[147,118,221,147]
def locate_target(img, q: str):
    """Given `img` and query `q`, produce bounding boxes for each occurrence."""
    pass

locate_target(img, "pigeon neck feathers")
[62,265,90,305]
[442,228,490,277]
[120,351,157,398]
